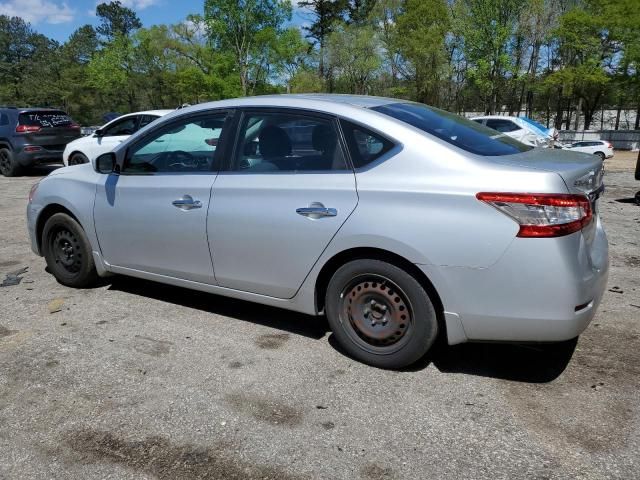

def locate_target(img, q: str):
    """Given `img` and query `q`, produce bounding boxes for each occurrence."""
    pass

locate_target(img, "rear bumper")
[420,218,609,344]
[16,149,64,167]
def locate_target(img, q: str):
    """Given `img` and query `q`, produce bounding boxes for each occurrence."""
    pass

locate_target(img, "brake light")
[606,142,613,149]
[16,124,41,133]
[69,123,80,130]
[477,192,592,238]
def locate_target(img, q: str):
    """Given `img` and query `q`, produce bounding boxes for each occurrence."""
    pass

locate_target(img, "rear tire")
[0,148,22,177]
[68,152,89,166]
[42,213,98,288]
[594,151,605,161]
[325,259,438,369]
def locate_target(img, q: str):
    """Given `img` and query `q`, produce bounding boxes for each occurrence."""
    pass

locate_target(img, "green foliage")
[96,1,142,41]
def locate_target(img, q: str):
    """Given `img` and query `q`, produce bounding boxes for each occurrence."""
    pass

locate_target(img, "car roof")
[121,109,174,117]
[181,94,404,115]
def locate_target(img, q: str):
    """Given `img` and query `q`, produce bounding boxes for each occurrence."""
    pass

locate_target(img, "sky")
[0,0,307,42]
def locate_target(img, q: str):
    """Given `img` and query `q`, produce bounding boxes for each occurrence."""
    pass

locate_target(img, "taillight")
[476,192,592,238]
[69,123,80,130]
[606,142,613,149]
[16,124,41,133]
[28,182,39,203]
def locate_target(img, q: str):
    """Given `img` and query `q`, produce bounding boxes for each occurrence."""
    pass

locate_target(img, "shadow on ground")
[108,276,577,383]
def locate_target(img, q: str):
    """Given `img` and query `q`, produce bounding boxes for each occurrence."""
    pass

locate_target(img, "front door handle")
[172,194,202,210]
[296,205,337,218]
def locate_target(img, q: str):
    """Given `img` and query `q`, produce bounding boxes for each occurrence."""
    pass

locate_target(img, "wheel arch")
[314,247,446,338]
[35,203,83,254]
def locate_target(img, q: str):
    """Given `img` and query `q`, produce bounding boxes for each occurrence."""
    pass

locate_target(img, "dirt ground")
[0,153,639,479]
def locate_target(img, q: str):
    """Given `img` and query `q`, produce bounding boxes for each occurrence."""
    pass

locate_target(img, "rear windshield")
[18,111,73,128]
[372,103,532,156]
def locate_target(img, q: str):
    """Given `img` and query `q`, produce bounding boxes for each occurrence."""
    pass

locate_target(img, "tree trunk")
[574,97,582,130]
[615,105,621,130]
[635,102,640,130]
[565,98,572,130]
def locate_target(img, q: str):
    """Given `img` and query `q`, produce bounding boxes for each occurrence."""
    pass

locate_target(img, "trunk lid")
[16,110,81,149]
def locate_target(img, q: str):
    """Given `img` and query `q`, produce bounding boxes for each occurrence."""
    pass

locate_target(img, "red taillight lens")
[69,123,80,130]
[477,192,592,238]
[607,142,613,149]
[16,124,41,133]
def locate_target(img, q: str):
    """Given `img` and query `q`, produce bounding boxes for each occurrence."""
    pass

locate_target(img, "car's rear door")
[207,108,358,299]
[94,111,232,284]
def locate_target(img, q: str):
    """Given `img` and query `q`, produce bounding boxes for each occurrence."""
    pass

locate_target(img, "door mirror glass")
[95,152,116,173]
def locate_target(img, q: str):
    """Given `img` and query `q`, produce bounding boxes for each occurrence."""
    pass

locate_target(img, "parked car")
[63,110,172,166]
[27,95,609,369]
[0,107,81,177]
[471,115,555,148]
[564,140,614,160]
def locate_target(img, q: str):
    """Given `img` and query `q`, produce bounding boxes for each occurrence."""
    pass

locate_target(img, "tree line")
[0,0,638,129]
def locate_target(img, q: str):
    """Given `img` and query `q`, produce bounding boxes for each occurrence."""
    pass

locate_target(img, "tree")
[204,0,292,96]
[272,27,310,93]
[298,0,348,79]
[394,0,450,106]
[96,1,142,41]
[327,23,381,94]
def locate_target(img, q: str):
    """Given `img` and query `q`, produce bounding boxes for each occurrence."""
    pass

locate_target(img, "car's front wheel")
[0,148,22,177]
[325,259,438,369]
[42,213,98,288]
[68,152,89,166]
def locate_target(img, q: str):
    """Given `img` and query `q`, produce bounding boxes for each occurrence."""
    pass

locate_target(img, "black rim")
[339,274,413,354]
[49,227,83,274]
[0,150,10,174]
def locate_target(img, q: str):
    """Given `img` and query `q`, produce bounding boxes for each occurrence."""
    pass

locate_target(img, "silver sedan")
[26,95,609,369]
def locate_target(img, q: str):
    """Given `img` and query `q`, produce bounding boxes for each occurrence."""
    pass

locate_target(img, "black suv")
[0,108,81,176]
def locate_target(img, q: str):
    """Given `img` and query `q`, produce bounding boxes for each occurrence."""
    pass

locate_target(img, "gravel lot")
[1,152,639,479]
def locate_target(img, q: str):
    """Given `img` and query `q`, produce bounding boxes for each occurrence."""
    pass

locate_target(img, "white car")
[565,140,614,160]
[471,115,555,148]
[63,110,172,166]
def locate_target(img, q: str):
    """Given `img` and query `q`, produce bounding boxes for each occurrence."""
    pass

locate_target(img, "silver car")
[26,95,609,369]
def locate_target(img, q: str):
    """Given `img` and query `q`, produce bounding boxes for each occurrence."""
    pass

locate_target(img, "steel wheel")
[49,228,83,274]
[340,274,414,354]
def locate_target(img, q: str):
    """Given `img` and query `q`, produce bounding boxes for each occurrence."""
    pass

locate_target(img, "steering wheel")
[166,150,198,171]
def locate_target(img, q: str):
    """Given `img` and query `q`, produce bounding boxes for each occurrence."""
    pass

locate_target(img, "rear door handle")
[296,206,337,218]
[172,194,202,210]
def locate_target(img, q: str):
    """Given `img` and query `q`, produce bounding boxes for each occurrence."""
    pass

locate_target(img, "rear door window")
[18,111,73,128]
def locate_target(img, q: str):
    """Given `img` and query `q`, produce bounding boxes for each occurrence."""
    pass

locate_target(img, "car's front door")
[208,109,358,299]
[94,111,231,284]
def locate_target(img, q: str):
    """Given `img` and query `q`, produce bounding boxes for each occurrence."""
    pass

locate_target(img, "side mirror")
[95,152,116,174]
[94,128,104,137]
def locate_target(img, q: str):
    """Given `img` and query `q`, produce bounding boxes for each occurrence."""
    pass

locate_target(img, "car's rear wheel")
[325,259,438,369]
[0,148,22,177]
[42,213,98,288]
[68,152,89,166]
[594,151,605,161]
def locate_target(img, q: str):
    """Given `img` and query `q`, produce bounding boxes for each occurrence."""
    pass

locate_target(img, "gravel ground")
[1,153,639,480]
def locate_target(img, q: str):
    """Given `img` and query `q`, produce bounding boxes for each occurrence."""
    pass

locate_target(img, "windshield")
[372,103,532,156]
[18,111,73,128]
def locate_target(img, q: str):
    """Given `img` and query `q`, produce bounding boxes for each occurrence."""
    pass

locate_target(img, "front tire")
[0,148,22,177]
[68,152,89,166]
[325,259,438,369]
[42,213,98,288]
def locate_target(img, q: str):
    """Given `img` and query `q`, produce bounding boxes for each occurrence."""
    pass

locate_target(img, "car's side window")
[340,120,395,168]
[0,113,8,126]
[103,117,138,137]
[138,115,159,130]
[232,111,349,172]
[486,119,521,133]
[122,113,227,174]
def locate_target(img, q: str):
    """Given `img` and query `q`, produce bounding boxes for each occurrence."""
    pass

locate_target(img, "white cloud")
[0,0,74,24]
[112,0,159,10]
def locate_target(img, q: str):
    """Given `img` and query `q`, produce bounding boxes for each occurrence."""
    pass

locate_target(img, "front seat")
[258,125,291,170]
